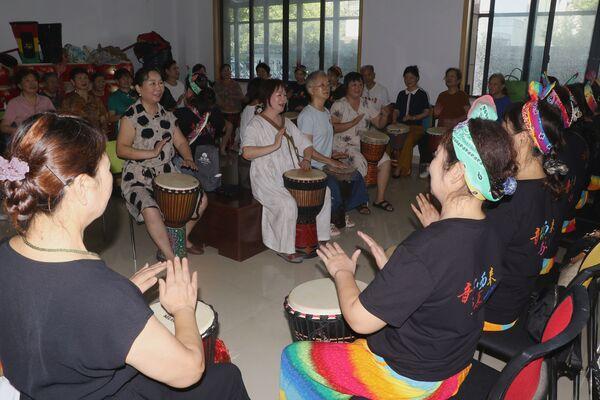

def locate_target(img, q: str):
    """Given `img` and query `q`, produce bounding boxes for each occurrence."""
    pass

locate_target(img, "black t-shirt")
[174,106,225,149]
[485,180,563,324]
[394,88,430,126]
[359,218,502,381]
[559,130,590,224]
[0,240,152,399]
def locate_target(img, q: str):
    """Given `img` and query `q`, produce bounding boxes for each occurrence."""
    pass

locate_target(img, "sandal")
[373,200,394,212]
[358,204,371,215]
[277,252,304,264]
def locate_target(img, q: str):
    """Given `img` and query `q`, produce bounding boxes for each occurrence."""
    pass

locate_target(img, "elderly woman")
[0,112,249,399]
[0,69,55,137]
[117,67,206,260]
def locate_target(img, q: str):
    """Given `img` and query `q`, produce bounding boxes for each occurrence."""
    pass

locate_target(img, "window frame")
[463,0,600,95]
[217,0,363,82]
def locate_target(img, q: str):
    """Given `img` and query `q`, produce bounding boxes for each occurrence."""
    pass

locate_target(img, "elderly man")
[361,65,390,111]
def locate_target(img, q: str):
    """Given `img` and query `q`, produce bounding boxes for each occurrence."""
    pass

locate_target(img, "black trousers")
[116,363,250,399]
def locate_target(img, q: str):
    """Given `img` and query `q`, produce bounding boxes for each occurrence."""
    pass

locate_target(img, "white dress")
[242,115,332,254]
[330,97,390,177]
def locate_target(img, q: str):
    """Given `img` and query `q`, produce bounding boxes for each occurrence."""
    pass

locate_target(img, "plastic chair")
[453,284,590,399]
[103,140,138,271]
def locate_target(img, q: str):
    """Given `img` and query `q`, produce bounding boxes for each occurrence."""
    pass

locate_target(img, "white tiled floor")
[1,171,591,399]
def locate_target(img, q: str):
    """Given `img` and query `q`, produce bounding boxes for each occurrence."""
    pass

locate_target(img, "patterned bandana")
[541,74,570,128]
[452,95,515,202]
[522,81,553,155]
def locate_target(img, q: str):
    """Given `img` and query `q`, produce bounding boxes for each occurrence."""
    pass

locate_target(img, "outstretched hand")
[317,242,360,278]
[410,193,440,228]
[130,261,167,293]
[357,231,388,270]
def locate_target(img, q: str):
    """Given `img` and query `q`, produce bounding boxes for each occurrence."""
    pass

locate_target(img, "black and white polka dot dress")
[121,99,179,222]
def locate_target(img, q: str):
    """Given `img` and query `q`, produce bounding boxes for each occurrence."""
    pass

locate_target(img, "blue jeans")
[327,170,369,213]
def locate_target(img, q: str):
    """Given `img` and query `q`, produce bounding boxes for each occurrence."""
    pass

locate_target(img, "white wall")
[0,0,215,78]
[361,0,465,104]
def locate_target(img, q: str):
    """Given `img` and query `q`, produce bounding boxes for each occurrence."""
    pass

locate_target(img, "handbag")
[505,68,528,103]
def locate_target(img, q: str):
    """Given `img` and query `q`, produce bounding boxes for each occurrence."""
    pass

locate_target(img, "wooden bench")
[189,189,266,261]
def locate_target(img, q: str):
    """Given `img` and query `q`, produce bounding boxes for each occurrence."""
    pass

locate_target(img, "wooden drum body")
[151,301,219,366]
[284,278,368,342]
[427,127,448,156]
[283,169,328,257]
[153,173,202,258]
[360,130,389,186]
[323,165,356,228]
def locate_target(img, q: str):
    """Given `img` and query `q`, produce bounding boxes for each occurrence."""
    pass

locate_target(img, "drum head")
[150,301,215,335]
[360,129,390,145]
[427,127,448,136]
[323,164,356,176]
[287,278,368,315]
[386,123,409,135]
[154,173,200,191]
[284,168,327,181]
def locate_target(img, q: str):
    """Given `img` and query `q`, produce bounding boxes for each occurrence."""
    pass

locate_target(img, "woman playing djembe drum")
[280,96,518,399]
[242,79,345,264]
[117,67,207,261]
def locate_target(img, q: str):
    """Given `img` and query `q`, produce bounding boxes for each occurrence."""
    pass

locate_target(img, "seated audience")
[213,64,244,117]
[281,96,517,399]
[108,68,137,137]
[255,62,271,80]
[326,65,344,107]
[360,64,390,111]
[242,79,339,263]
[60,68,109,135]
[331,72,392,211]
[392,65,431,178]
[117,67,206,260]
[238,77,263,153]
[192,63,213,89]
[434,67,470,129]
[1,69,55,137]
[91,72,110,107]
[39,72,63,108]
[287,65,309,112]
[0,113,249,399]
[163,60,186,107]
[174,73,225,193]
[488,73,512,121]
[298,71,369,236]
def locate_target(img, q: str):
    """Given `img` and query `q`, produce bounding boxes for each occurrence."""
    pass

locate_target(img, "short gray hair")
[305,71,328,101]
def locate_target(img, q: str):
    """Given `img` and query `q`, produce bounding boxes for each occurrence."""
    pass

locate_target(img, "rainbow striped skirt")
[279,339,470,400]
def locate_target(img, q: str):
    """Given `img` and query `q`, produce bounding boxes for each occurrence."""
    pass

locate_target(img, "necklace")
[21,236,99,257]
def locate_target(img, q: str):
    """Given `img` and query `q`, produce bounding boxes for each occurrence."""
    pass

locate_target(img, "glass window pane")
[223,0,250,79]
[487,1,531,85]
[472,17,489,96]
[289,1,321,78]
[547,0,599,84]
[479,0,491,13]
[269,21,284,78]
[303,1,321,18]
[325,0,360,75]
[527,0,551,82]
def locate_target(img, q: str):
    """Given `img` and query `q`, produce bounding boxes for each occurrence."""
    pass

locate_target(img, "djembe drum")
[284,278,368,342]
[427,126,448,155]
[360,129,389,186]
[153,173,202,258]
[323,164,357,228]
[283,169,328,257]
[151,301,222,366]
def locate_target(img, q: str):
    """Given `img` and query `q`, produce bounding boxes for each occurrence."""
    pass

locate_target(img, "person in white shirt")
[361,65,390,111]
[163,60,186,107]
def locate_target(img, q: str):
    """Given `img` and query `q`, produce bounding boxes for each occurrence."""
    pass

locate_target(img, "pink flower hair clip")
[0,156,29,182]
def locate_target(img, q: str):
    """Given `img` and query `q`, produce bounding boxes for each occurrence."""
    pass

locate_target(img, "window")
[221,0,361,80]
[466,0,600,96]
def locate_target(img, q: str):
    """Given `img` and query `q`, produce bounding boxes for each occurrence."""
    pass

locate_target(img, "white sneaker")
[419,164,430,179]
[345,214,356,228]
[330,224,341,237]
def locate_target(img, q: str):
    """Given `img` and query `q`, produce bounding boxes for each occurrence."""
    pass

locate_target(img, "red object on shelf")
[14,63,57,77]
[0,65,11,86]
[0,85,20,111]
[95,62,133,80]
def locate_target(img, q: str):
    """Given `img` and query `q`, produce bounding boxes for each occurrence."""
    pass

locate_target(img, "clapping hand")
[159,257,198,316]
[411,193,441,228]
[317,242,360,278]
[274,128,286,149]
[130,261,168,293]
[357,231,388,270]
